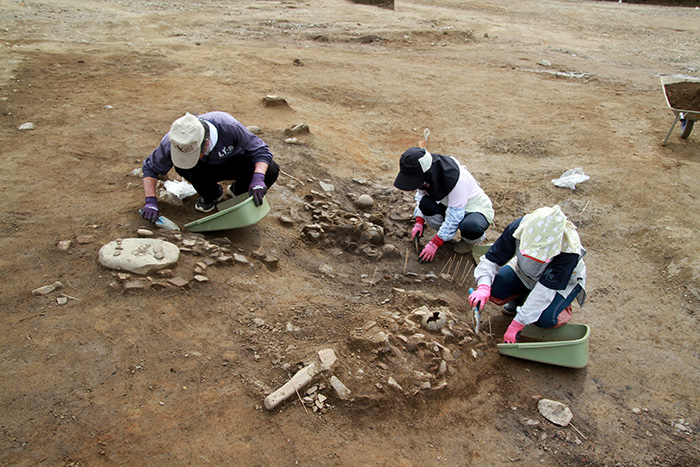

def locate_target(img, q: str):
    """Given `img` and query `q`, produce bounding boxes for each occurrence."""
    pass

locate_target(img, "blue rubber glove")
[142,196,159,223]
[248,172,267,207]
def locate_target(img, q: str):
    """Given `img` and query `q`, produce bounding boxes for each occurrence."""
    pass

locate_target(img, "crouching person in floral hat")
[468,205,587,343]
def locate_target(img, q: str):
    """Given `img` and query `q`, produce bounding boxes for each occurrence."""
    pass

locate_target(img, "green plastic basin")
[185,193,270,232]
[497,323,590,369]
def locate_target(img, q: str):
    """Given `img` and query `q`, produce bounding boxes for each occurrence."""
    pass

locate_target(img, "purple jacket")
[142,111,274,178]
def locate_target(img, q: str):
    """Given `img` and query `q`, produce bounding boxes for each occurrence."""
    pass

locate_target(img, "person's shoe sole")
[195,188,225,213]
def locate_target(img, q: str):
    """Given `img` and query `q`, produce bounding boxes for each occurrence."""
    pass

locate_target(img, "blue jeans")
[491,265,582,328]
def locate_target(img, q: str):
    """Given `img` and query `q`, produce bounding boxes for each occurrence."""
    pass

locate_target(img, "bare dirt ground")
[1,0,700,465]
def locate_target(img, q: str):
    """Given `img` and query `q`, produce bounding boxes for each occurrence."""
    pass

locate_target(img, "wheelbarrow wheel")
[680,119,694,139]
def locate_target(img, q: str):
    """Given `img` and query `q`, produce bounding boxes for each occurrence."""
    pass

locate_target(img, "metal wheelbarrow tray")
[661,76,700,146]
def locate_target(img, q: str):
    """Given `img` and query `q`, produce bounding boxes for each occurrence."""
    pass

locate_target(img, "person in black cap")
[394,147,494,263]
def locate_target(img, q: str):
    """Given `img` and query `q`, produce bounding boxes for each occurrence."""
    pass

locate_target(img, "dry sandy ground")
[1,0,700,465]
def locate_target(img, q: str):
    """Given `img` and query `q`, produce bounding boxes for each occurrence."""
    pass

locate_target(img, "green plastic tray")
[185,193,270,232]
[472,243,492,264]
[497,323,590,369]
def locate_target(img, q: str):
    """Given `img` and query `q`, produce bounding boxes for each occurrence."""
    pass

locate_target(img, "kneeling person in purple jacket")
[141,111,279,221]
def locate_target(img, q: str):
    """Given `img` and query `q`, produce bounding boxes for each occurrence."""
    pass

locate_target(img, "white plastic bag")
[552,167,590,190]
[163,179,197,199]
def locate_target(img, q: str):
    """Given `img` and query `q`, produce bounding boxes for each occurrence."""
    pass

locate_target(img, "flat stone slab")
[98,238,180,275]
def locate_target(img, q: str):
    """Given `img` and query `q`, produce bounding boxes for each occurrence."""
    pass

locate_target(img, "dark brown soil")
[665,82,700,111]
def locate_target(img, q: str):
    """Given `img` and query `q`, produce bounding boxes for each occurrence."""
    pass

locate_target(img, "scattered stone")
[262,95,289,108]
[233,253,250,264]
[167,276,189,287]
[330,376,351,400]
[387,377,404,391]
[319,181,335,192]
[285,137,299,145]
[264,361,319,410]
[284,123,310,137]
[318,348,337,370]
[76,235,95,244]
[252,318,266,327]
[32,281,63,296]
[57,240,71,251]
[193,275,209,282]
[247,125,262,134]
[355,194,374,210]
[124,279,146,290]
[537,59,552,67]
[56,296,68,305]
[99,238,180,274]
[137,229,154,237]
[18,122,34,131]
[319,264,333,275]
[285,322,300,332]
[538,399,573,427]
[157,189,183,207]
[279,215,294,226]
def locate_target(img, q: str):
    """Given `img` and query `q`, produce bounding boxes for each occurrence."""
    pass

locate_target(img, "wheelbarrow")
[661,76,700,146]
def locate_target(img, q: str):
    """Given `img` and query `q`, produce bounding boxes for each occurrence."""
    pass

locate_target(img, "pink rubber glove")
[411,217,425,240]
[504,320,526,343]
[468,284,491,310]
[418,236,443,263]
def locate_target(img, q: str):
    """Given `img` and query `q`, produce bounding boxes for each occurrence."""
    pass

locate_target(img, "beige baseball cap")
[169,113,205,169]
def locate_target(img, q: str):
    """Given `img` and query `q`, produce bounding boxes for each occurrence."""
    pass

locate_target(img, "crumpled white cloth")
[163,179,197,199]
[552,167,590,190]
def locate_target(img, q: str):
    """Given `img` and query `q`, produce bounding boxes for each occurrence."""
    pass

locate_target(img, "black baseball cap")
[394,147,430,191]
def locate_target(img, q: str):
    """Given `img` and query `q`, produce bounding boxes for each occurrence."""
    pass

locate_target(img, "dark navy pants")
[418,196,489,241]
[176,157,279,202]
[490,265,582,328]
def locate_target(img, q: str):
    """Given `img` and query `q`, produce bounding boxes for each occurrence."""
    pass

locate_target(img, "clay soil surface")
[1,0,700,466]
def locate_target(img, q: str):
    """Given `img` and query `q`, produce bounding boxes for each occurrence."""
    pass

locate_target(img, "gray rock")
[284,123,310,136]
[330,376,351,400]
[319,181,335,192]
[247,125,262,134]
[158,189,183,207]
[98,238,180,274]
[233,253,249,264]
[32,281,63,296]
[262,95,289,108]
[538,399,573,426]
[355,194,374,210]
[18,122,34,131]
